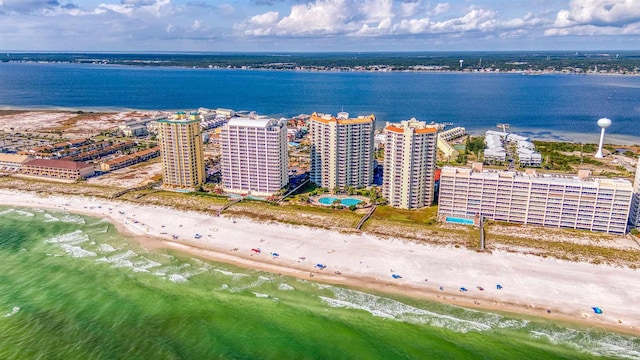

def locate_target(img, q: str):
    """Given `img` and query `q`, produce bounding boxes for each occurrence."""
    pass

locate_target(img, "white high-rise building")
[438,164,633,234]
[158,112,205,192]
[309,112,375,190]
[629,158,640,229]
[383,118,438,209]
[220,117,288,197]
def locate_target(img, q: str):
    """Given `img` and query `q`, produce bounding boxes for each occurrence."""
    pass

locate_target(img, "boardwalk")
[277,178,310,204]
[217,198,242,216]
[356,205,377,230]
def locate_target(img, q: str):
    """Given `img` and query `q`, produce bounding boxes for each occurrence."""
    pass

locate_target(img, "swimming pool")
[445,216,475,225]
[318,197,362,206]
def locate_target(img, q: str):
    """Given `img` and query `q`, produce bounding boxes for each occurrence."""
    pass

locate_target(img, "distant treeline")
[4,52,640,72]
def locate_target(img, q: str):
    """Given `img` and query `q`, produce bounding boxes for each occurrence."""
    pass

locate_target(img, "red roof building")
[22,159,95,180]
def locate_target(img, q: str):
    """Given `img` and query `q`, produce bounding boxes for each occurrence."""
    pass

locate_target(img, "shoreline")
[3,61,640,77]
[1,189,639,337]
[1,107,639,145]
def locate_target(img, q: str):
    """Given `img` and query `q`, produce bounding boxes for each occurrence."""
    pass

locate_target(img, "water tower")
[594,118,612,158]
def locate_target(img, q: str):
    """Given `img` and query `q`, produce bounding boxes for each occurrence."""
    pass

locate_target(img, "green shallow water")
[0,206,639,359]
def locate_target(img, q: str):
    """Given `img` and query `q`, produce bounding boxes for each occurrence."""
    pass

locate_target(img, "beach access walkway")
[110,181,160,199]
[278,178,310,204]
[217,198,242,216]
[356,204,377,230]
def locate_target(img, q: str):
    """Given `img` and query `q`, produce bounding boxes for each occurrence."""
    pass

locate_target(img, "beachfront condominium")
[220,117,288,197]
[383,118,438,209]
[629,158,640,229]
[158,112,205,191]
[309,112,375,190]
[438,163,633,234]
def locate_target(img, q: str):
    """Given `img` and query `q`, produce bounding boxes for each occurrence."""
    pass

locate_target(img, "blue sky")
[1,0,639,52]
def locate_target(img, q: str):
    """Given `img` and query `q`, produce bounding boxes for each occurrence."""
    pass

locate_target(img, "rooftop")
[310,112,375,125]
[227,117,277,128]
[441,166,633,189]
[0,154,32,163]
[24,159,94,170]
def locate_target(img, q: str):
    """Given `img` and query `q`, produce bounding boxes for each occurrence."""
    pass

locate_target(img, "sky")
[0,0,639,52]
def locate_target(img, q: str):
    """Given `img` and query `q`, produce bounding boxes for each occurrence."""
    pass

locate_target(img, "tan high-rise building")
[158,112,205,191]
[220,117,288,197]
[309,112,375,190]
[383,118,438,209]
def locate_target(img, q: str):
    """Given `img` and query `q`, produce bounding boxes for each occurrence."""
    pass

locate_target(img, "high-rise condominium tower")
[220,117,288,196]
[158,112,205,191]
[309,112,375,190]
[383,118,438,209]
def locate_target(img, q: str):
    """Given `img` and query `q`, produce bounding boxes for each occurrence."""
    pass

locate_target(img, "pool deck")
[311,195,370,207]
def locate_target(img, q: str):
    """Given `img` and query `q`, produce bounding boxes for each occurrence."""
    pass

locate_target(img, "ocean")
[1,205,639,359]
[1,62,640,143]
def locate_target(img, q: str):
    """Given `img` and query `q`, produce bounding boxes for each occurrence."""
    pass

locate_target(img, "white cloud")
[430,3,449,16]
[2,0,639,52]
[428,8,496,33]
[275,0,355,35]
[249,10,279,26]
[235,1,538,39]
[398,1,422,18]
[547,0,640,35]
[556,0,640,26]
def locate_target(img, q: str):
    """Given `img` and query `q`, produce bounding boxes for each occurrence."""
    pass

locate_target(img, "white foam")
[96,250,138,268]
[134,257,162,271]
[45,230,89,245]
[278,283,295,291]
[227,278,270,293]
[59,213,85,224]
[320,287,501,333]
[3,307,20,317]
[97,244,116,252]
[214,269,249,278]
[168,274,188,283]
[0,209,15,216]
[530,329,640,359]
[13,210,34,217]
[59,244,97,258]
[253,292,270,298]
[43,213,60,222]
[94,225,110,234]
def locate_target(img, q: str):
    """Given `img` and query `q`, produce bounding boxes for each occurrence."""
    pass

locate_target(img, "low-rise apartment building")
[438,164,633,234]
[0,154,32,172]
[629,159,640,229]
[100,147,160,172]
[21,159,95,180]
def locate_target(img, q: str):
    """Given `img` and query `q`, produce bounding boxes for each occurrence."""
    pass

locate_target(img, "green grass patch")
[370,205,438,225]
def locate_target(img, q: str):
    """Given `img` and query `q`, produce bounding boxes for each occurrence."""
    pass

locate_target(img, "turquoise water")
[1,205,639,359]
[318,197,363,206]
[446,216,475,225]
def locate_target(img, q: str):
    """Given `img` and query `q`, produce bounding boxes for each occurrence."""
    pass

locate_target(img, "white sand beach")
[1,189,639,335]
